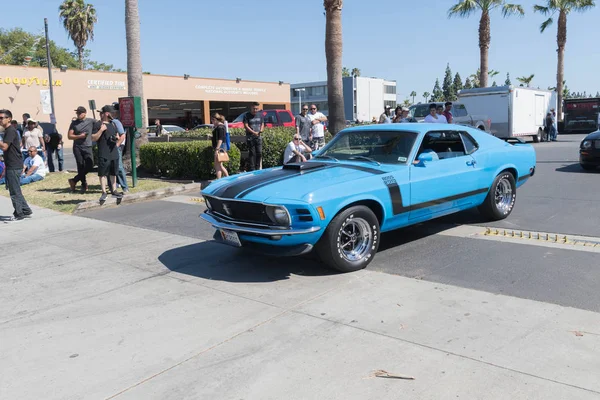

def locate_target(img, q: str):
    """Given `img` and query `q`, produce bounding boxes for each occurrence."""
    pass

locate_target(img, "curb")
[73,182,202,213]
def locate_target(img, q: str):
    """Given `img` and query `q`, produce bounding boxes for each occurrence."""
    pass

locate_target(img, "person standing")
[110,103,129,193]
[295,104,312,143]
[308,104,327,150]
[22,119,45,156]
[392,106,403,123]
[68,106,95,193]
[154,119,164,136]
[0,109,32,221]
[544,112,553,142]
[90,105,123,202]
[424,104,447,123]
[443,102,453,124]
[44,123,64,172]
[379,105,392,124]
[211,113,229,179]
[243,102,264,171]
[550,108,558,141]
[20,113,31,133]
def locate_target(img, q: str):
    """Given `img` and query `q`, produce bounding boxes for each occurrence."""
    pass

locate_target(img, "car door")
[408,129,484,221]
[277,110,294,127]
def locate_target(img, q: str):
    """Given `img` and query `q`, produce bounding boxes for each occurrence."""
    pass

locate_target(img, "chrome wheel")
[339,217,373,262]
[495,177,513,214]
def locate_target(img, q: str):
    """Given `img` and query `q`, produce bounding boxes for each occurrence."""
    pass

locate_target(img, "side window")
[452,104,468,117]
[278,111,293,123]
[417,131,467,160]
[460,132,479,154]
[264,111,277,124]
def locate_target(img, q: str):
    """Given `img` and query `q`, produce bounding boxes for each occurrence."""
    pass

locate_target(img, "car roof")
[343,123,467,134]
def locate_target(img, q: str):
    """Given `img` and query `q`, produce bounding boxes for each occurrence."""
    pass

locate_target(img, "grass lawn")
[0,172,181,214]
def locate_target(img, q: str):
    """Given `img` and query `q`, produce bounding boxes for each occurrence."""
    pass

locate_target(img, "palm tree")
[423,92,431,103]
[351,67,361,77]
[342,67,350,77]
[516,74,535,87]
[125,0,147,150]
[324,0,345,135]
[448,1,524,88]
[59,0,97,70]
[534,0,595,120]
[402,99,411,108]
[410,91,417,104]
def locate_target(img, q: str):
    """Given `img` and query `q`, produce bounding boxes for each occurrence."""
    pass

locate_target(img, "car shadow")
[555,163,598,173]
[158,240,339,283]
[159,209,491,283]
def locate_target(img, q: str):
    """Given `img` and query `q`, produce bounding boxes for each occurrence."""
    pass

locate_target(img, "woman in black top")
[211,113,229,179]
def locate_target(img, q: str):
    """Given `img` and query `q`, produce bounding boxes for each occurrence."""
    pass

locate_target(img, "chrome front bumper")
[199,212,321,236]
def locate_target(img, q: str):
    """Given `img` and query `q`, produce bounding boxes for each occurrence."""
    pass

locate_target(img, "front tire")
[316,206,380,273]
[478,172,516,221]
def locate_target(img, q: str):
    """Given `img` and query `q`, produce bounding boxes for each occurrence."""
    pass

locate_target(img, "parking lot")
[2,134,600,399]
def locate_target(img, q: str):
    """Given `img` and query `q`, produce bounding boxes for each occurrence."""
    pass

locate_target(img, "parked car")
[228,109,295,129]
[409,102,491,133]
[580,130,600,170]
[193,124,214,129]
[147,124,185,136]
[200,123,536,272]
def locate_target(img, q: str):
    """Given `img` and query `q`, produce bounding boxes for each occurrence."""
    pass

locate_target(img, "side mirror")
[414,152,434,166]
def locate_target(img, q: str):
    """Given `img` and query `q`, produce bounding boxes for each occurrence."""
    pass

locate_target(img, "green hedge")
[140,141,241,179]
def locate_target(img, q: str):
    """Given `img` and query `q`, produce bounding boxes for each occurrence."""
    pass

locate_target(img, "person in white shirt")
[20,146,47,185]
[424,103,447,123]
[308,104,327,150]
[22,119,45,153]
[283,135,312,164]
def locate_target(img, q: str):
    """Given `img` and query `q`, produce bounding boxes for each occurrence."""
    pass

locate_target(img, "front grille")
[205,196,274,226]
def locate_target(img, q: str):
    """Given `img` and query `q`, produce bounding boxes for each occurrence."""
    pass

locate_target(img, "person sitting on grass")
[20,146,47,185]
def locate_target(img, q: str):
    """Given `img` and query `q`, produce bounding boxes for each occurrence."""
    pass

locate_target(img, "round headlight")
[267,206,290,226]
[582,140,592,149]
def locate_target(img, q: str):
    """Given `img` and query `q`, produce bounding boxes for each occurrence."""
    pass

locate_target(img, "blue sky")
[9,0,600,102]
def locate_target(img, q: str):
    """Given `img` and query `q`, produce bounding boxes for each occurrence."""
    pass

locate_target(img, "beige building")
[0,65,291,147]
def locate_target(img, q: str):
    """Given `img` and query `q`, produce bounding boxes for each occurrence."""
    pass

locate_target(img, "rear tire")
[581,164,596,171]
[316,206,380,273]
[533,129,542,143]
[478,172,516,221]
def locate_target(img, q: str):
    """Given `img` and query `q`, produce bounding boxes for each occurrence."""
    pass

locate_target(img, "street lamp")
[294,88,306,114]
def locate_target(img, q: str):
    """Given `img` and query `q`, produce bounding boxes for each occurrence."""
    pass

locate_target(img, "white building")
[291,77,397,122]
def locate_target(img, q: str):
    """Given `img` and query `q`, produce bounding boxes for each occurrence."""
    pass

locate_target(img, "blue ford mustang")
[200,124,536,272]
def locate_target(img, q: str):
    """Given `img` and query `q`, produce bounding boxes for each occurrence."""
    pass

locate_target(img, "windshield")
[318,130,418,164]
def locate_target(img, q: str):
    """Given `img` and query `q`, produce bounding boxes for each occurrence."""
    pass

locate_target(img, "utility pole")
[44,18,56,123]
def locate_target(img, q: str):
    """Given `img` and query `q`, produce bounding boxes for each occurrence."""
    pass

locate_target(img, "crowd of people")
[0,102,129,222]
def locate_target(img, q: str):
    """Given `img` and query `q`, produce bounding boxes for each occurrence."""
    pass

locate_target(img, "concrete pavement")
[2,197,600,399]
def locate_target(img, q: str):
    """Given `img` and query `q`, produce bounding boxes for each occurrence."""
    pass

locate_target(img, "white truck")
[457,86,557,143]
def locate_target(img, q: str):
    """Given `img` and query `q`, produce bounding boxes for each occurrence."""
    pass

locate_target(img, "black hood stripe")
[213,162,387,199]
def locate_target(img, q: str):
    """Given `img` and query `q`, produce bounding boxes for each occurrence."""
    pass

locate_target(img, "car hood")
[204,161,396,202]
[584,130,600,140]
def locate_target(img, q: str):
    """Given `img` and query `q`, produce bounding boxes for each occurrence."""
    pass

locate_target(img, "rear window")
[264,111,277,124]
[452,104,468,117]
[410,104,431,118]
[278,111,293,123]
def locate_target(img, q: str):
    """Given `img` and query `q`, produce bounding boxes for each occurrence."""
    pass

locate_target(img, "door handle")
[466,160,476,166]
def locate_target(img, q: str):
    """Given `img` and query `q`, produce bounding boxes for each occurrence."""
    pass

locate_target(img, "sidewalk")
[1,196,599,400]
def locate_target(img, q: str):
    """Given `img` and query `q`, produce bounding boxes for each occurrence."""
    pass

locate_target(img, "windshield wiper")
[315,154,339,162]
[348,156,381,166]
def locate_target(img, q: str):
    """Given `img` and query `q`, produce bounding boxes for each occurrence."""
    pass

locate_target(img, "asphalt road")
[82,133,600,312]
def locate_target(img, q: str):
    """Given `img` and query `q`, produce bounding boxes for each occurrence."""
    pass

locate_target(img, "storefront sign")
[119,96,142,128]
[87,79,126,90]
[194,85,267,96]
[0,76,62,86]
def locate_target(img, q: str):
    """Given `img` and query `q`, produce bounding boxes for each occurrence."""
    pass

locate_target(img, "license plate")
[219,229,242,247]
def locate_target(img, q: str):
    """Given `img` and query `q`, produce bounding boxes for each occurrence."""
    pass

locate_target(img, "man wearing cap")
[22,119,45,156]
[91,105,123,202]
[68,106,95,193]
[400,107,415,123]
[379,105,392,124]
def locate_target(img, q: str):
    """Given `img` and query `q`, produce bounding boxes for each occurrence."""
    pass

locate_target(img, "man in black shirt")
[243,102,264,171]
[68,106,95,193]
[44,123,64,172]
[0,109,32,221]
[91,105,123,202]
